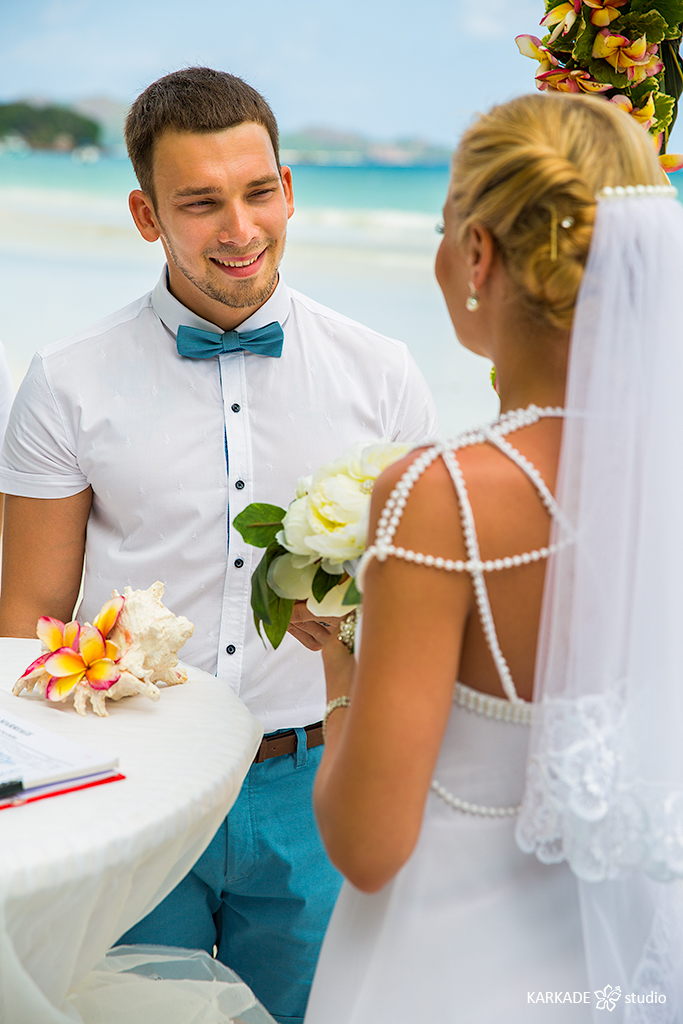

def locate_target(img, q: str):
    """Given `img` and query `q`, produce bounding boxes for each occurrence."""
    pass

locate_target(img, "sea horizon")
[5,152,676,438]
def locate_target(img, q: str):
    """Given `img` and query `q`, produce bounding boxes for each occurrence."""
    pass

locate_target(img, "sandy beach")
[0,167,500,438]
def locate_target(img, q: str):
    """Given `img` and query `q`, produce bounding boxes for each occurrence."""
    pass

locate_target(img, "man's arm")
[0,489,93,636]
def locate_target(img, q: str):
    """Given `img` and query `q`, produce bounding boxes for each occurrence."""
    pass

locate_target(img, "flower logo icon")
[595,985,622,1011]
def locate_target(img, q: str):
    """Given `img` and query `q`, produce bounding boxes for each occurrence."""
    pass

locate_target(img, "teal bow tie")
[176,321,284,359]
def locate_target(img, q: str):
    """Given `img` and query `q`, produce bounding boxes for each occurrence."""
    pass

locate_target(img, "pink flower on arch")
[593,30,660,81]
[583,0,627,27]
[536,67,612,93]
[515,34,560,83]
[610,92,655,130]
[541,1,581,43]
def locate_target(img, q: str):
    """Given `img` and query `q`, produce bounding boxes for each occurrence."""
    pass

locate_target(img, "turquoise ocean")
[4,153,679,436]
[0,152,452,212]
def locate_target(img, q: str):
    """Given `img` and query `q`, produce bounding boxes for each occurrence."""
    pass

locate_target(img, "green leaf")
[342,577,362,606]
[631,78,659,105]
[251,549,275,623]
[254,608,267,646]
[249,542,295,648]
[661,36,683,137]
[654,89,676,128]
[630,0,683,36]
[621,10,668,45]
[263,593,295,649]
[251,542,287,622]
[233,503,286,548]
[588,59,629,88]
[572,17,598,65]
[311,566,344,603]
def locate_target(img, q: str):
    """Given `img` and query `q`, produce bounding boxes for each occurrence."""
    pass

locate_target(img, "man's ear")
[129,190,161,242]
[280,165,295,220]
[466,222,496,292]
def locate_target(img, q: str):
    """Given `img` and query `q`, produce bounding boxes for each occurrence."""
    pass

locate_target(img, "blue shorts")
[118,729,342,1024]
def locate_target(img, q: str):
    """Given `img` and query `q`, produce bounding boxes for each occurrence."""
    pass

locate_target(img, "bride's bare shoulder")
[373,441,523,506]
[371,445,454,506]
[371,438,552,547]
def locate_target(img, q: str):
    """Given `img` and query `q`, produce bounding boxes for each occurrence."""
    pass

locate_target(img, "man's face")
[134,123,294,329]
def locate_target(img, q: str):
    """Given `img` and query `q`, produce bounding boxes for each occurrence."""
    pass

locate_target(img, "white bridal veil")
[516,190,683,1019]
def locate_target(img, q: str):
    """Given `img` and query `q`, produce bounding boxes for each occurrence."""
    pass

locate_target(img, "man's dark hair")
[125,67,280,203]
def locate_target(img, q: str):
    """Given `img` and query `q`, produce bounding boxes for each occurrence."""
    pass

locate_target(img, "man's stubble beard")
[163,233,284,311]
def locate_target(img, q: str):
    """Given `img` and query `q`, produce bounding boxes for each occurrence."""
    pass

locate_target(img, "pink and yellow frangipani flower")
[627,48,663,84]
[92,595,125,638]
[541,1,581,43]
[536,67,612,93]
[610,92,655,130]
[18,651,53,683]
[583,0,627,27]
[44,626,121,702]
[516,34,560,75]
[36,615,81,652]
[19,617,82,683]
[593,30,652,74]
[659,153,683,172]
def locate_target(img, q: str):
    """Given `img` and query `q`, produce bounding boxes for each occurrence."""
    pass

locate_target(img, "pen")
[0,779,24,799]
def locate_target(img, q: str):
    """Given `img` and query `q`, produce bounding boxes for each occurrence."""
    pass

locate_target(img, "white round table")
[0,638,264,1024]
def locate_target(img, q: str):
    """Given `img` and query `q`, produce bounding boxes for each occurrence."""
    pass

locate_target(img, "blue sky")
[1,0,548,146]
[5,0,682,151]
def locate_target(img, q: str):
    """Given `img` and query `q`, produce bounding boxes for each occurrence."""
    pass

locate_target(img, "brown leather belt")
[252,721,324,764]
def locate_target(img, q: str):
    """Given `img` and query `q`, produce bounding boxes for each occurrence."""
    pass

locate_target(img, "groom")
[0,68,437,1023]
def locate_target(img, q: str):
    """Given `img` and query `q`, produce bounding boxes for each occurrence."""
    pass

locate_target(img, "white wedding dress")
[305,420,591,1023]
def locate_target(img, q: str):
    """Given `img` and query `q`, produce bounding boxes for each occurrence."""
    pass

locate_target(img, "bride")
[303,92,683,1022]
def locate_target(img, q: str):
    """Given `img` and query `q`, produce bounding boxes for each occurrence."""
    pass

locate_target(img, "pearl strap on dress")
[429,780,521,818]
[365,404,565,817]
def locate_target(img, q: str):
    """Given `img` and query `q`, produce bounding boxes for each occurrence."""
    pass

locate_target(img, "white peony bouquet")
[233,440,411,648]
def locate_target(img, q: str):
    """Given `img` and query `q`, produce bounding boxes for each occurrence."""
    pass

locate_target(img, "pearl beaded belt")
[431,683,530,818]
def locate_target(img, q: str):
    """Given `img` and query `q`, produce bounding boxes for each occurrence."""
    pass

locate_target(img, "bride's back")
[418,93,664,703]
[453,419,562,702]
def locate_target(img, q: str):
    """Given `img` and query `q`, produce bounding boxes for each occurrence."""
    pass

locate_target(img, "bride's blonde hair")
[450,93,665,330]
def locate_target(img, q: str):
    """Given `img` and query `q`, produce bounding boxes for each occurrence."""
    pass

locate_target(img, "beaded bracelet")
[322,695,351,739]
[337,609,357,653]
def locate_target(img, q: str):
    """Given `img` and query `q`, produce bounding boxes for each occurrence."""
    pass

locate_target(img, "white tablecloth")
[0,638,263,1024]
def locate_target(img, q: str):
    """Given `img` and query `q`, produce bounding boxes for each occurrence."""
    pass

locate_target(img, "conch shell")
[86,582,194,715]
[13,582,194,717]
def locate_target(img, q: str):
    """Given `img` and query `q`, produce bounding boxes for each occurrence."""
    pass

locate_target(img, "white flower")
[279,440,411,567]
[295,474,312,499]
[276,495,317,564]
[267,552,318,599]
[306,577,356,617]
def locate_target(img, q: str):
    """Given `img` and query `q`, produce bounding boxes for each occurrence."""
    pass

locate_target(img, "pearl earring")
[466,284,479,312]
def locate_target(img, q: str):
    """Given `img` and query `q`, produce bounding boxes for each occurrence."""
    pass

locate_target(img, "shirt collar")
[151,267,292,338]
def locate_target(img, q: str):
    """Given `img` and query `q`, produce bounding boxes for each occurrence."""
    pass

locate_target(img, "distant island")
[279,127,450,168]
[0,102,100,152]
[0,99,450,168]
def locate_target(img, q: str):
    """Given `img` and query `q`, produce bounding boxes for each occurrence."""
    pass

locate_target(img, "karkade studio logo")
[527,984,667,1009]
[595,986,621,1012]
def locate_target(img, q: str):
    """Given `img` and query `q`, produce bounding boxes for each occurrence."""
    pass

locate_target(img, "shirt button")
[226,644,236,655]
[231,403,241,413]
[234,558,244,568]
[235,480,245,490]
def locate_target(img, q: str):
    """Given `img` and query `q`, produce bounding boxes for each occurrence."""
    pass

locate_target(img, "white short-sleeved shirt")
[0,270,438,730]
[0,342,15,448]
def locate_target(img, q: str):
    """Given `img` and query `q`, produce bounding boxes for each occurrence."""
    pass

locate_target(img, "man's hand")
[0,490,92,637]
[287,601,345,652]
